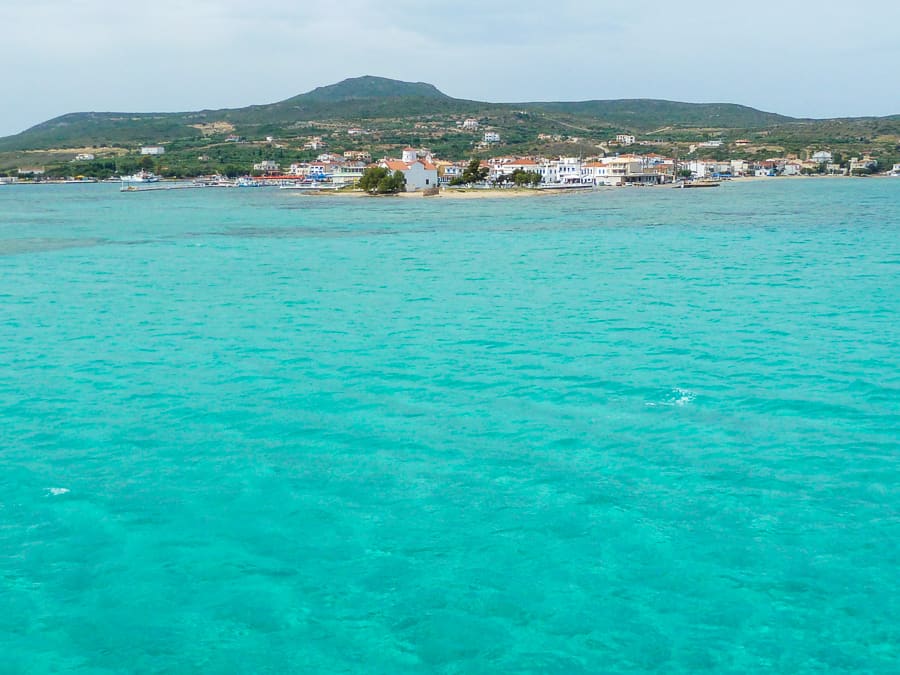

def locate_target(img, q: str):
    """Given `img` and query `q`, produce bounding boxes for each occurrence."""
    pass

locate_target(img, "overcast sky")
[4,1,900,136]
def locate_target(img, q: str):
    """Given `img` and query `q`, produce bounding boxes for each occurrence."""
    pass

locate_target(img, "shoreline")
[3,174,895,194]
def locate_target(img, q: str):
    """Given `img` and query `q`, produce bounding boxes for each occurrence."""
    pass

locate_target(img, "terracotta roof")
[383,160,409,171]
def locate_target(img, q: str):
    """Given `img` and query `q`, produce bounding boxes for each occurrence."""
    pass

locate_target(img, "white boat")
[279,180,339,191]
[192,175,234,188]
[536,181,594,190]
[120,170,161,184]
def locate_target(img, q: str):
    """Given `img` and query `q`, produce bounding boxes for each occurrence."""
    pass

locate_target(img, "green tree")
[138,155,155,171]
[512,169,542,186]
[451,157,489,185]
[359,167,406,194]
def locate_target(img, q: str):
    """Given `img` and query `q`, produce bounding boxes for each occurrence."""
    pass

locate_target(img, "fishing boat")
[677,180,719,189]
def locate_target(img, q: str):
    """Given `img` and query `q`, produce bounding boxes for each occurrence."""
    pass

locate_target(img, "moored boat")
[120,170,161,184]
[677,180,720,188]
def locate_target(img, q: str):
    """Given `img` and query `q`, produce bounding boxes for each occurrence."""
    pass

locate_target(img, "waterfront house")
[439,162,465,184]
[849,156,877,173]
[582,156,659,186]
[730,159,751,176]
[379,156,439,192]
[331,162,367,185]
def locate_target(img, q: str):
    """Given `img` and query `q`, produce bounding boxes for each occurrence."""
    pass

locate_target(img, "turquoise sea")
[1,180,898,672]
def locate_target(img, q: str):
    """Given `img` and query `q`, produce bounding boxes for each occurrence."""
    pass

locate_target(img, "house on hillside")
[811,150,833,164]
[253,160,280,174]
[140,146,165,155]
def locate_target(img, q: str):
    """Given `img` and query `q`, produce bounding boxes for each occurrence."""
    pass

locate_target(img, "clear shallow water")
[1,181,898,672]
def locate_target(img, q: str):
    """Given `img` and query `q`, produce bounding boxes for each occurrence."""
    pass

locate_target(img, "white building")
[811,150,833,164]
[74,153,95,161]
[343,150,372,162]
[331,163,366,185]
[698,140,724,148]
[782,162,802,176]
[582,156,659,186]
[381,159,439,191]
[140,146,165,155]
[849,156,877,173]
[304,137,326,151]
[615,134,636,145]
[687,159,724,178]
[287,163,326,178]
[892,163,900,176]
[462,118,480,130]
[440,163,465,184]
[551,157,584,183]
[483,131,500,144]
[253,160,280,173]
[730,159,751,176]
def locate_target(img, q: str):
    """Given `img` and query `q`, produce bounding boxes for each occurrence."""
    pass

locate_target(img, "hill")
[1,76,899,171]
[526,99,793,130]
[0,76,800,152]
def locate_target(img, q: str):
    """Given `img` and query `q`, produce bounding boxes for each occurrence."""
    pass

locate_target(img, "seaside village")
[276,148,898,189]
[5,130,900,189]
[195,137,900,190]
[219,147,900,190]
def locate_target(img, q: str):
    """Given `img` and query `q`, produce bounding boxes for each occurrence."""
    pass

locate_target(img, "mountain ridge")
[1,77,899,166]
